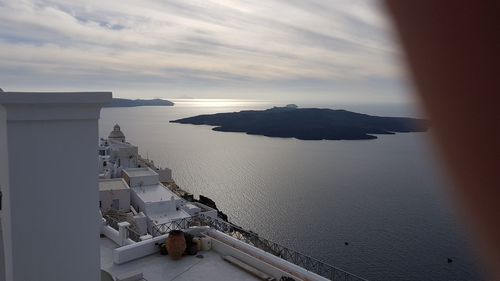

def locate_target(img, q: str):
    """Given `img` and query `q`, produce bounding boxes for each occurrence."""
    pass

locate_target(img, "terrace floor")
[100,237,261,281]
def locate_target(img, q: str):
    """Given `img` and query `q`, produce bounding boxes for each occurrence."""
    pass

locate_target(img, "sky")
[0,0,414,104]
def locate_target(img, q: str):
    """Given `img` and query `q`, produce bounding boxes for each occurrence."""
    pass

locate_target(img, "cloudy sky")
[0,0,413,104]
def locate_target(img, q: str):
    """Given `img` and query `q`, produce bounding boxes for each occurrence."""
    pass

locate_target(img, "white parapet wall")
[207,229,331,281]
[210,238,296,280]
[112,227,210,264]
[0,92,111,281]
[113,234,168,264]
[133,213,148,235]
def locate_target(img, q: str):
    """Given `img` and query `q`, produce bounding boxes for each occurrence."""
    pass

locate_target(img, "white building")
[99,178,131,213]
[108,140,138,169]
[122,167,190,226]
[108,124,126,142]
[138,157,173,182]
[98,125,139,178]
[98,124,173,182]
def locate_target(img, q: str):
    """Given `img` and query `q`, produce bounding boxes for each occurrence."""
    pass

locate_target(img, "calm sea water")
[99,101,484,281]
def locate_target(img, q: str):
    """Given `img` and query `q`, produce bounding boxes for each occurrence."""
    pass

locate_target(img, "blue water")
[99,101,485,280]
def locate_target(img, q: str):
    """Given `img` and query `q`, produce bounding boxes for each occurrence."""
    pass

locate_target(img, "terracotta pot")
[166,230,186,260]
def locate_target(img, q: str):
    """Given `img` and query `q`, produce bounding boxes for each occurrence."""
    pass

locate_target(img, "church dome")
[108,124,126,142]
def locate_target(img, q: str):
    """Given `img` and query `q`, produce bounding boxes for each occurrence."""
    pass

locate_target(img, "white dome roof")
[108,124,125,141]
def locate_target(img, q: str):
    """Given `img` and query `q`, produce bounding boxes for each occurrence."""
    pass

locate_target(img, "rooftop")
[131,183,180,203]
[149,209,191,225]
[101,237,260,281]
[123,167,158,178]
[108,139,137,149]
[99,178,129,191]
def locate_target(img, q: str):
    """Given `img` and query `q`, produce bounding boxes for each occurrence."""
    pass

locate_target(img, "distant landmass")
[104,98,174,107]
[170,106,428,140]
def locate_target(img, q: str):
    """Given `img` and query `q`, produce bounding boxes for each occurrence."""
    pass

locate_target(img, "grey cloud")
[0,0,407,102]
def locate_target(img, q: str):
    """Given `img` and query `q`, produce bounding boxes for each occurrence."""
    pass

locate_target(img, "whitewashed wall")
[124,170,159,187]
[100,187,130,213]
[0,92,111,281]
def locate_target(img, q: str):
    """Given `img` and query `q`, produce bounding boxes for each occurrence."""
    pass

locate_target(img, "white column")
[117,222,131,246]
[0,92,111,281]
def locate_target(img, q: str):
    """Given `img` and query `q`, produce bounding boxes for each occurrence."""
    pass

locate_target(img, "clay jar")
[166,230,186,260]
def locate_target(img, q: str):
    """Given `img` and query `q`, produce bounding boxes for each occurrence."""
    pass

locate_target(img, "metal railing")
[104,215,120,230]
[126,226,141,242]
[151,214,367,281]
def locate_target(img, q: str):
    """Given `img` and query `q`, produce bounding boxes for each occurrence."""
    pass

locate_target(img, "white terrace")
[99,214,368,281]
[101,237,260,281]
[100,226,331,281]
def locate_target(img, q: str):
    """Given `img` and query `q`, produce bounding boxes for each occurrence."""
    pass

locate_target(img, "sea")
[99,99,485,281]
